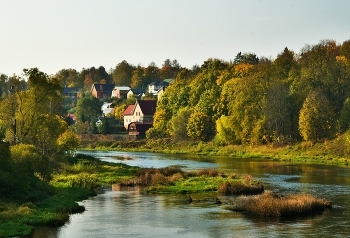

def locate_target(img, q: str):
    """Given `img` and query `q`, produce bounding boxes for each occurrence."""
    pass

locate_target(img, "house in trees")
[101,102,115,116]
[128,122,153,136]
[127,88,146,99]
[163,78,174,85]
[91,84,115,99]
[111,86,131,99]
[147,81,169,95]
[123,105,135,128]
[63,87,79,97]
[122,100,157,130]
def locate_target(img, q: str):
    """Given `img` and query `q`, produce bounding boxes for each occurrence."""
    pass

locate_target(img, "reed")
[236,191,332,217]
[218,181,264,195]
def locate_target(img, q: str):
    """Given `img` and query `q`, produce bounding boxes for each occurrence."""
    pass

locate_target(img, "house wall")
[127,91,134,99]
[91,87,98,98]
[124,115,133,129]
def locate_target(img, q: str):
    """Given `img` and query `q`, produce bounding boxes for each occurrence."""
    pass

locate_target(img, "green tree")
[169,107,193,141]
[75,96,102,133]
[339,97,350,133]
[299,89,334,142]
[215,115,237,145]
[187,112,215,141]
[113,60,135,86]
[101,116,110,135]
[57,130,80,156]
[228,75,266,145]
[10,144,51,180]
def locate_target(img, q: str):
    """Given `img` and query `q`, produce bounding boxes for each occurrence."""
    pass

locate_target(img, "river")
[31,151,350,238]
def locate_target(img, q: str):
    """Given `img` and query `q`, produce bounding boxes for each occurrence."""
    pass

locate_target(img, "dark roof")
[129,88,146,94]
[63,87,79,94]
[148,81,169,87]
[92,84,115,92]
[128,122,153,133]
[137,100,157,115]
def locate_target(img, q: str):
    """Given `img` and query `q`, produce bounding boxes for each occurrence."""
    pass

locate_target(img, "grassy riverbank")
[0,154,139,238]
[81,135,350,166]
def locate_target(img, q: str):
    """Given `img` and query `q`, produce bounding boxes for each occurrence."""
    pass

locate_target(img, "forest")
[150,39,350,146]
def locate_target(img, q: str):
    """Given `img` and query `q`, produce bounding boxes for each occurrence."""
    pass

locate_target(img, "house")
[91,84,115,99]
[157,87,166,100]
[127,88,146,99]
[112,86,131,99]
[101,102,115,116]
[63,87,79,97]
[128,122,153,136]
[122,100,157,129]
[123,105,135,129]
[148,81,169,95]
[66,114,76,125]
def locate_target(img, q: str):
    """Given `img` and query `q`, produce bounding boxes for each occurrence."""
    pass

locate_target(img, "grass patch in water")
[232,191,332,217]
[119,167,264,195]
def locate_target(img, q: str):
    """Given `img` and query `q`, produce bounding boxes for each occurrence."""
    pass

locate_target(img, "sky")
[1,0,350,76]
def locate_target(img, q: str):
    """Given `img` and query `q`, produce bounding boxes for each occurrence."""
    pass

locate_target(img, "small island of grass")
[119,167,264,195]
[230,190,332,217]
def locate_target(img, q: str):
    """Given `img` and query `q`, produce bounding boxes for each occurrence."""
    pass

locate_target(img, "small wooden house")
[128,122,153,136]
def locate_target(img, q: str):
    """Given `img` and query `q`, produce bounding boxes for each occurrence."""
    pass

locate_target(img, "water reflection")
[31,151,350,237]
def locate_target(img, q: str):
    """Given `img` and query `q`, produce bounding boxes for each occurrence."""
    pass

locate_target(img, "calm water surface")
[31,151,350,238]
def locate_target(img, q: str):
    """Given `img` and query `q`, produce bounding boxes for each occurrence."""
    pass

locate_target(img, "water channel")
[31,151,350,237]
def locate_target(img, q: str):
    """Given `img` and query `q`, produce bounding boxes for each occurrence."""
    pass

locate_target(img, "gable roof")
[128,88,146,94]
[123,105,135,116]
[63,87,79,94]
[92,84,115,92]
[136,100,157,115]
[148,81,169,87]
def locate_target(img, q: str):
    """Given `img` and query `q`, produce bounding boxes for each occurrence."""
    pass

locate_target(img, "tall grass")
[235,191,332,217]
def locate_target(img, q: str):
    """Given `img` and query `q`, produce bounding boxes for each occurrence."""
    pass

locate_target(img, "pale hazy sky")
[1,0,349,76]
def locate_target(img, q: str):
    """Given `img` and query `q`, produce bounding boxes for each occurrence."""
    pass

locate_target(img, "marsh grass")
[235,191,332,217]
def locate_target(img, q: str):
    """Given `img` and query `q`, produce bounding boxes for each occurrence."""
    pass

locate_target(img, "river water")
[31,151,350,238]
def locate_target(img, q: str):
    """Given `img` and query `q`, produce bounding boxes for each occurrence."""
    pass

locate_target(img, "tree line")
[0,59,184,97]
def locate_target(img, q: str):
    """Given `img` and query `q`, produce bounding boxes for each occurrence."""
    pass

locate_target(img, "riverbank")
[0,154,139,238]
[81,136,350,167]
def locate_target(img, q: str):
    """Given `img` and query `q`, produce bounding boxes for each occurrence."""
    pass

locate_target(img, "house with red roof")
[122,100,157,131]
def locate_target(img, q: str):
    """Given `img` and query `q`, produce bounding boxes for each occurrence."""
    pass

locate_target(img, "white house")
[122,100,157,129]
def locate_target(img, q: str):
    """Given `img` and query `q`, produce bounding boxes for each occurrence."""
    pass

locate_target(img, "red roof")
[137,100,157,115]
[123,105,135,115]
